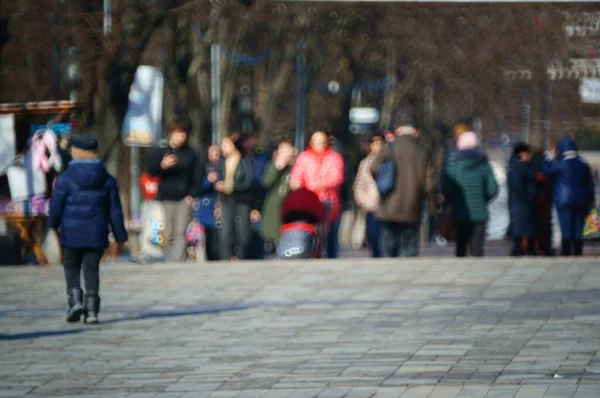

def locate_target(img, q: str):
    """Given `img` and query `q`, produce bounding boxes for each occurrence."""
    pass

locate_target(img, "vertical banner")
[122,66,164,146]
[0,114,16,173]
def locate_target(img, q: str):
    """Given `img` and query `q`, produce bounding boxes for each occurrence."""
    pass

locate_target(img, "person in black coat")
[49,134,127,324]
[507,142,537,256]
[214,133,255,260]
[147,120,203,262]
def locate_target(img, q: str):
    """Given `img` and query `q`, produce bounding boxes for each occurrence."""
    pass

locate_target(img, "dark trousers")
[366,212,381,258]
[248,221,265,260]
[557,208,586,256]
[63,248,103,296]
[326,216,341,259]
[219,201,252,260]
[379,222,420,257]
[205,227,219,261]
[456,222,486,257]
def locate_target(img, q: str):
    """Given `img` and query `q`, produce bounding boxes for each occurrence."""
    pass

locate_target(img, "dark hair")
[277,138,294,147]
[369,133,384,143]
[513,142,530,157]
[168,119,191,134]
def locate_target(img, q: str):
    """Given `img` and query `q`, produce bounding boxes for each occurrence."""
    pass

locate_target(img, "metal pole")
[211,44,221,145]
[130,146,141,229]
[295,41,307,151]
[52,0,61,99]
[521,84,531,143]
[103,0,112,36]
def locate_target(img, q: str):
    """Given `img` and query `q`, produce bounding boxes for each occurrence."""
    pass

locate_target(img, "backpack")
[376,160,395,197]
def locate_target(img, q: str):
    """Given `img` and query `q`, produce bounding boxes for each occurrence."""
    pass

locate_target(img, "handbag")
[436,205,457,242]
[376,161,395,197]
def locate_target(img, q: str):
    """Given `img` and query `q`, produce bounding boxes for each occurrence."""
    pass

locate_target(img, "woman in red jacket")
[290,131,345,258]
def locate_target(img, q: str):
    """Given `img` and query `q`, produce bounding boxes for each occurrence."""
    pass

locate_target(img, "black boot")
[561,239,573,256]
[527,238,537,256]
[511,237,523,257]
[66,288,85,323]
[573,240,584,256]
[84,294,100,325]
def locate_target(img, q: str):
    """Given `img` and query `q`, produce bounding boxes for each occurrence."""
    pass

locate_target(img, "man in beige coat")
[370,126,436,257]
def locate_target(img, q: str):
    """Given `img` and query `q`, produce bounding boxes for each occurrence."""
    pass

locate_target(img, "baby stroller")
[276,188,326,259]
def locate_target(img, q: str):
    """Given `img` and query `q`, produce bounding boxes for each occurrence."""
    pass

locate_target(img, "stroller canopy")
[281,187,326,224]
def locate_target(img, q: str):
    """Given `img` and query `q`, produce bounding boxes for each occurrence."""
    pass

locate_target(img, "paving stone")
[1,259,600,395]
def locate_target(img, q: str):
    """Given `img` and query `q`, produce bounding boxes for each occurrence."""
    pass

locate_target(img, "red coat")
[290,147,345,222]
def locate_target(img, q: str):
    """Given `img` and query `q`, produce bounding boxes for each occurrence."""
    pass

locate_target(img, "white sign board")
[349,108,380,124]
[122,66,164,146]
[580,78,600,104]
[0,114,16,173]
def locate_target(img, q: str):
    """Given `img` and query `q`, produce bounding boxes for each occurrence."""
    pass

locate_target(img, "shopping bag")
[350,209,366,249]
[584,207,600,240]
[139,200,166,259]
[338,209,355,247]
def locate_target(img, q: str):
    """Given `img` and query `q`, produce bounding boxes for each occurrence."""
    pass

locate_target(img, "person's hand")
[437,194,445,205]
[274,157,288,171]
[161,154,178,170]
[290,180,302,191]
[215,181,225,192]
[207,171,218,184]
[185,195,195,207]
[250,209,261,223]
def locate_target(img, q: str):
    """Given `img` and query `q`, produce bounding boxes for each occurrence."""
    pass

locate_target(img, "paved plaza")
[1,257,600,398]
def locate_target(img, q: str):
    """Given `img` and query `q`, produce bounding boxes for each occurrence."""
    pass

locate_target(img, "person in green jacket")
[260,139,297,250]
[441,131,499,257]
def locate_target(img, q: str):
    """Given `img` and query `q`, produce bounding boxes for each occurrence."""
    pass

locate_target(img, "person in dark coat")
[147,120,203,262]
[530,149,554,255]
[507,142,537,256]
[195,144,221,261]
[441,132,499,257]
[241,134,270,260]
[545,137,596,256]
[215,133,255,260]
[49,134,127,324]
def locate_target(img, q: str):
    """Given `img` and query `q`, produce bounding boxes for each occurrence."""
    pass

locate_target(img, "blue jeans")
[248,220,265,260]
[379,222,420,257]
[557,208,586,241]
[327,217,341,259]
[366,213,381,258]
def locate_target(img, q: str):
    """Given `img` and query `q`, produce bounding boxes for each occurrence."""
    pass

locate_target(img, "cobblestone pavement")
[1,257,600,398]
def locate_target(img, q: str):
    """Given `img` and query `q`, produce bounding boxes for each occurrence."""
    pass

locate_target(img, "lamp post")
[295,40,307,152]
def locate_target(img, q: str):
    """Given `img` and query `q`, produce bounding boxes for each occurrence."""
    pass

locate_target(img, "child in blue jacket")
[49,134,127,324]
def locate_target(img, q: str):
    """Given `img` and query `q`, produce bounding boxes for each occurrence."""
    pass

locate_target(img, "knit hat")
[71,134,98,151]
[395,125,417,136]
[456,131,479,151]
[453,123,469,137]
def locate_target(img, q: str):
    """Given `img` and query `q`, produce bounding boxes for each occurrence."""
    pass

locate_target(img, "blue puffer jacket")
[49,159,128,249]
[545,137,595,210]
